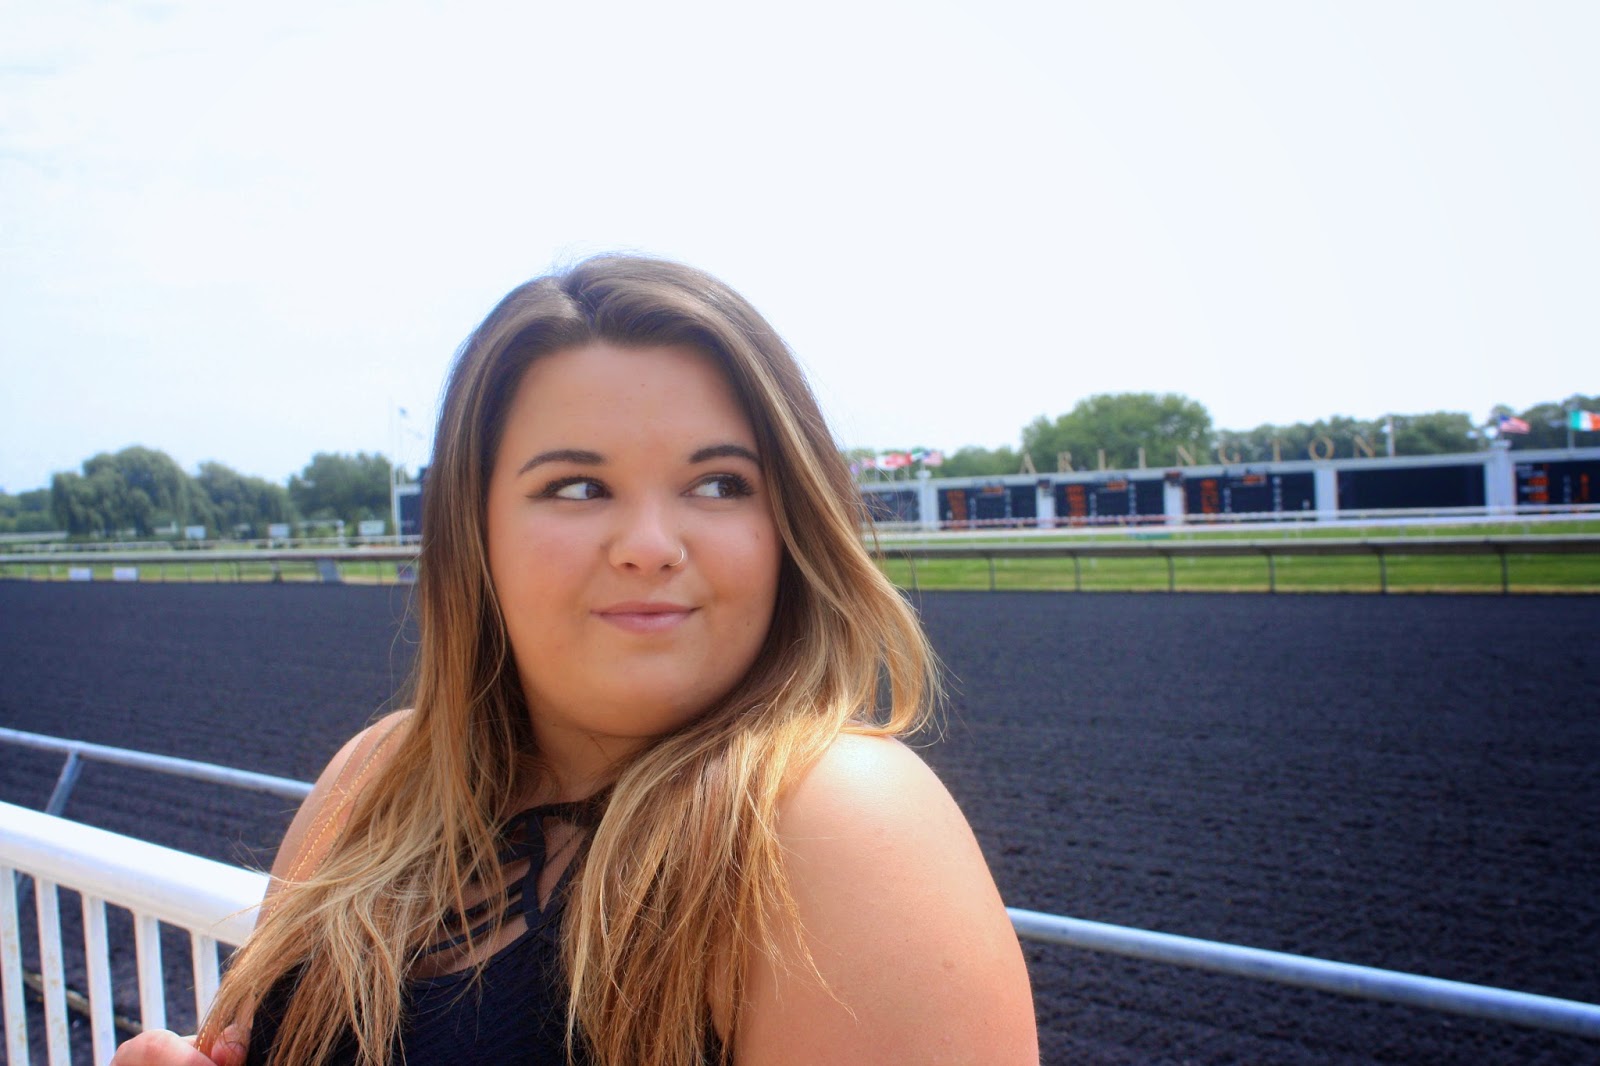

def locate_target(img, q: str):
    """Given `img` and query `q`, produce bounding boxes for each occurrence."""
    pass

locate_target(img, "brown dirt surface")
[1,582,1597,1064]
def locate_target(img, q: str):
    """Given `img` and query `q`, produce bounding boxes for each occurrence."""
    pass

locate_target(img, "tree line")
[919,392,1599,479]
[0,447,400,539]
[5,391,1595,536]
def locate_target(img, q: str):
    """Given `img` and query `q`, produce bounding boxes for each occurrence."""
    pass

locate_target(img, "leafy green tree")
[289,452,393,530]
[51,470,115,536]
[1388,412,1482,455]
[1023,393,1212,471]
[1213,425,1281,463]
[50,447,214,537]
[0,488,56,534]
[98,446,215,535]
[1217,413,1480,461]
[936,445,1024,478]
[1216,416,1405,462]
[196,461,295,538]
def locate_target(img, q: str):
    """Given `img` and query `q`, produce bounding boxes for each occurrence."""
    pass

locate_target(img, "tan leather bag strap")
[283,713,409,883]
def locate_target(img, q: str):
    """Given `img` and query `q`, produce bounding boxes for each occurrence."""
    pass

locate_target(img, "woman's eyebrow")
[517,448,604,476]
[689,443,760,465]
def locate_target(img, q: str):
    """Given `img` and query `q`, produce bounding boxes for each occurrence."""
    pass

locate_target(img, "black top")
[246,800,600,1066]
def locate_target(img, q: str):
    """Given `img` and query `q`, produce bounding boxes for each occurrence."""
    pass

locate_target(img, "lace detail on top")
[246,797,605,1066]
[417,798,602,975]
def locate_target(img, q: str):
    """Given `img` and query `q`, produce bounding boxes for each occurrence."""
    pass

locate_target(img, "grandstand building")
[861,443,1600,530]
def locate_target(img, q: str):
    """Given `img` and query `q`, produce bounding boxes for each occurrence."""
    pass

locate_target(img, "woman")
[113,256,1037,1065]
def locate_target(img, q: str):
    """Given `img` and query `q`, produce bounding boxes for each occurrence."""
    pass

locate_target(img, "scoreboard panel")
[1183,471,1314,517]
[865,489,920,523]
[937,483,1039,527]
[1053,477,1164,525]
[397,490,423,537]
[1516,459,1600,507]
[1338,464,1485,511]
[1009,484,1039,523]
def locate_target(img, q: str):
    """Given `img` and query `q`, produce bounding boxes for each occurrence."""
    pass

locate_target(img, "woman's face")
[485,341,783,779]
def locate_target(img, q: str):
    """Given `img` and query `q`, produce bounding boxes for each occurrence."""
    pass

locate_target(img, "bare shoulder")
[736,733,1038,1065]
[268,709,413,885]
[780,731,958,834]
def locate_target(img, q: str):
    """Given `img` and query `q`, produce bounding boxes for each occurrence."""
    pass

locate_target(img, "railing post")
[193,934,222,1020]
[45,750,83,817]
[83,894,117,1063]
[135,913,167,1031]
[35,877,71,1063]
[1,864,29,1065]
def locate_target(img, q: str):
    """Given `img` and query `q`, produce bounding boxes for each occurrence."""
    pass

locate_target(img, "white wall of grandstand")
[860,445,1600,531]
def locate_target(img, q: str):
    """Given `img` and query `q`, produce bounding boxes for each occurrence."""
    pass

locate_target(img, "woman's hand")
[110,1025,248,1066]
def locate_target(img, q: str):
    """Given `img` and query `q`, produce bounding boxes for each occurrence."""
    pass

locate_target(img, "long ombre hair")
[201,256,939,1065]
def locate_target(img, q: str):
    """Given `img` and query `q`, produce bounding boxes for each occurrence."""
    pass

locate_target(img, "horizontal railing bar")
[879,535,1600,561]
[0,801,268,945]
[876,508,1600,539]
[0,727,313,801]
[2,506,1596,557]
[6,534,1600,571]
[0,547,416,566]
[1008,908,1600,1040]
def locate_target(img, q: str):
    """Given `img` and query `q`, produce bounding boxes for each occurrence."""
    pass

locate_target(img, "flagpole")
[1568,401,1575,450]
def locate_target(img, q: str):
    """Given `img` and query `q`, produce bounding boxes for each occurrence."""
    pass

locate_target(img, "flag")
[880,451,912,469]
[1571,409,1600,432]
[1497,415,1531,434]
[922,450,945,468]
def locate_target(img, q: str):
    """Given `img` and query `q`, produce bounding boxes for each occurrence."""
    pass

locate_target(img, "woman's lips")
[594,602,696,633]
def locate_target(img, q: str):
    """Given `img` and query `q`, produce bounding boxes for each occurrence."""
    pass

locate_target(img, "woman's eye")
[542,479,605,501]
[690,474,754,500]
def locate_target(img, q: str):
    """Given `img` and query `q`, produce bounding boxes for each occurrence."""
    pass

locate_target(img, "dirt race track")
[2,582,1598,1064]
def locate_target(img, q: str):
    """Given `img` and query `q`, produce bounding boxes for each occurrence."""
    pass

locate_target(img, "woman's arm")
[267,709,411,889]
[110,711,410,1065]
[735,734,1038,1065]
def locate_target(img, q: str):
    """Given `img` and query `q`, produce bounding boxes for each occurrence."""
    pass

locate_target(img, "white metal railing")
[6,532,1600,595]
[874,533,1600,594]
[1008,909,1600,1040]
[0,727,312,819]
[0,802,267,1065]
[3,738,1599,1064]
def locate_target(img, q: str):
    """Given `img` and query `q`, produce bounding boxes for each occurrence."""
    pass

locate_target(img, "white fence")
[3,735,1599,1064]
[1,802,267,1065]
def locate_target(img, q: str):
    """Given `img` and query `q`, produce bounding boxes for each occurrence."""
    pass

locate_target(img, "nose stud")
[667,546,687,568]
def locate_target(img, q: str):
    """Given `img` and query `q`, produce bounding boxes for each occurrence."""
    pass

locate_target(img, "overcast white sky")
[2,0,1595,492]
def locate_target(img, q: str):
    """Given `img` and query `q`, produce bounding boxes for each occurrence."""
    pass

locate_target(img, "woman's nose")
[606,499,684,572]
